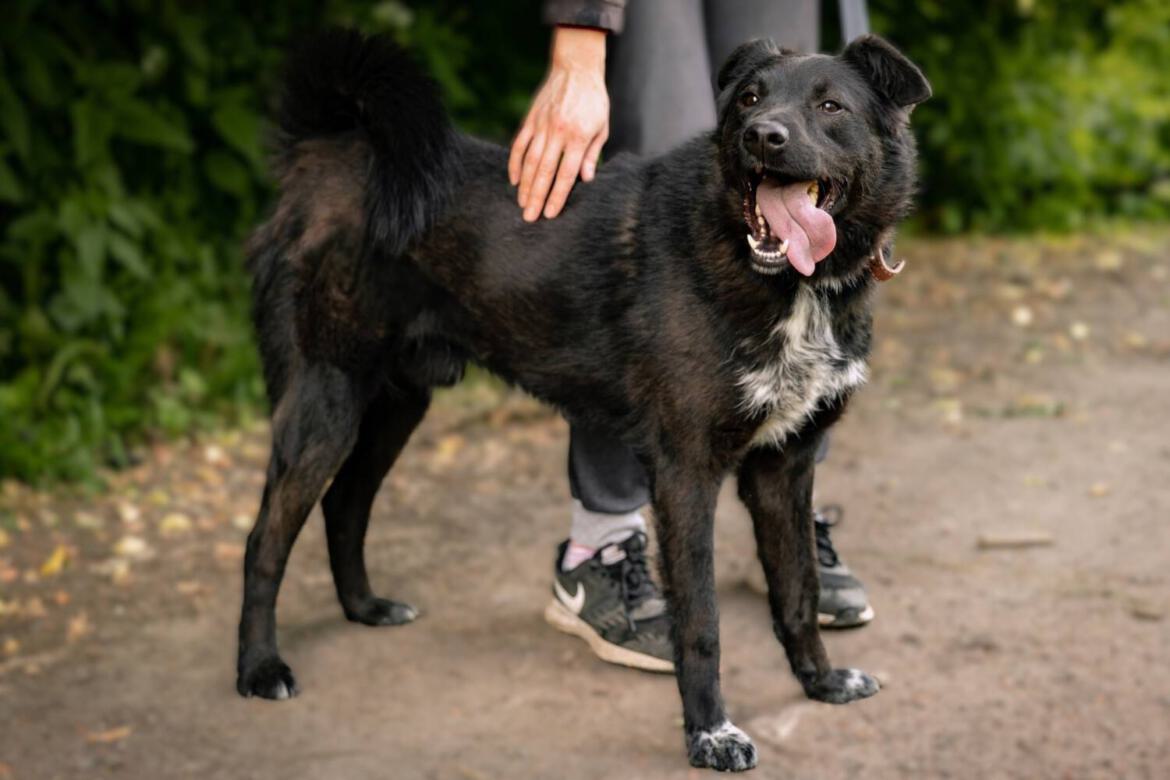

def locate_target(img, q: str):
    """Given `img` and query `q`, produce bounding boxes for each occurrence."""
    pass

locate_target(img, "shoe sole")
[745,569,875,629]
[544,599,675,673]
[819,604,875,629]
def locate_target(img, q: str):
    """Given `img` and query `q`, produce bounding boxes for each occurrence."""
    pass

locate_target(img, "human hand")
[509,26,609,221]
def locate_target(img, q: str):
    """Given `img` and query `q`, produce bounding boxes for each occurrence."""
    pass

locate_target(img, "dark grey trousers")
[567,0,821,514]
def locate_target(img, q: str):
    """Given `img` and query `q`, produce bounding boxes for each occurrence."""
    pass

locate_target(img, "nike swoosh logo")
[554,579,586,615]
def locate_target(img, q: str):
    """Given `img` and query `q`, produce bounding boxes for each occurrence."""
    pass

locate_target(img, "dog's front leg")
[653,465,757,772]
[737,438,880,705]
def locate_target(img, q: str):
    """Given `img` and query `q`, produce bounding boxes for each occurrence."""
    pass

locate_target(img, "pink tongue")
[756,181,837,276]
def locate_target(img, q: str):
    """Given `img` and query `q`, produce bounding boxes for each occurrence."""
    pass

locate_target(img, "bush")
[2,1,1167,482]
[872,0,1170,232]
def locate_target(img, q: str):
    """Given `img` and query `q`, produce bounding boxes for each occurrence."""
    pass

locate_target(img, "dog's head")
[715,35,930,277]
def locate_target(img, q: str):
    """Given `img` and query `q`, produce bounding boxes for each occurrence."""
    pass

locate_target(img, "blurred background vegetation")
[1,0,1168,482]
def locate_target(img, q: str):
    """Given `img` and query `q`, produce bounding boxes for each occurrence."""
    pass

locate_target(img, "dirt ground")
[2,233,1169,779]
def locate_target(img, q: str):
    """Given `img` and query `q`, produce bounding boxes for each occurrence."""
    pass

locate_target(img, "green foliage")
[2,0,1168,482]
[0,2,312,481]
[872,0,1170,232]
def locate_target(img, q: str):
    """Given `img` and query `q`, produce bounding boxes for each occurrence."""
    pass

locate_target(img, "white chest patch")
[737,285,868,448]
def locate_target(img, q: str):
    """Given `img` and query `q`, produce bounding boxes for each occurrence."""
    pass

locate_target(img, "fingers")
[543,143,587,219]
[517,131,549,211]
[508,120,535,187]
[522,136,565,222]
[580,129,607,182]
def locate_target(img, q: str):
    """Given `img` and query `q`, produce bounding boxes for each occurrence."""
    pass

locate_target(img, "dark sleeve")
[542,0,626,33]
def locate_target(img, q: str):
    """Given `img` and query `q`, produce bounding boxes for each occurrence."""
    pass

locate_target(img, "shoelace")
[814,505,844,569]
[606,534,657,631]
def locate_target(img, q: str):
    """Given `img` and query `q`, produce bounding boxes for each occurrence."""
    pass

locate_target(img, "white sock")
[562,499,647,571]
[561,541,597,571]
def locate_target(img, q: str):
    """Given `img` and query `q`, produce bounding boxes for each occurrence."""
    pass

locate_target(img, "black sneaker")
[544,532,674,673]
[815,506,875,629]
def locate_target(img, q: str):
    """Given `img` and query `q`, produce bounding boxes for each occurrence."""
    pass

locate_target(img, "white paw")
[687,720,758,771]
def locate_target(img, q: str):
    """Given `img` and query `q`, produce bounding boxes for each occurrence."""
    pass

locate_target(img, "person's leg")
[704,0,820,67]
[606,0,716,157]
[549,0,714,671]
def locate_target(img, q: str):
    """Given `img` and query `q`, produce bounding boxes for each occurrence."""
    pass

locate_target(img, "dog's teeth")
[754,203,762,219]
[778,239,790,255]
[747,234,760,250]
[808,182,819,205]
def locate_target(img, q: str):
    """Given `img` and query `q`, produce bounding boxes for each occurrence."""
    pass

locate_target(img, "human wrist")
[550,26,606,75]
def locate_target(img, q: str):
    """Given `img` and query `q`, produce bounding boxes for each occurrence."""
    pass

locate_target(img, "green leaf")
[0,157,23,203]
[0,78,31,160]
[107,201,143,238]
[173,14,210,71]
[211,103,263,168]
[79,63,142,95]
[203,150,251,197]
[6,209,56,244]
[113,99,193,153]
[107,231,149,280]
[72,98,113,167]
[75,224,106,278]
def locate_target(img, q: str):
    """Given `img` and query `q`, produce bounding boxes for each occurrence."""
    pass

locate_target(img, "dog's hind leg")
[737,436,880,706]
[322,381,430,626]
[237,362,365,700]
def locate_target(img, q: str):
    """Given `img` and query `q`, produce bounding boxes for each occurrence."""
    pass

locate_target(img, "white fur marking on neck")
[738,286,868,448]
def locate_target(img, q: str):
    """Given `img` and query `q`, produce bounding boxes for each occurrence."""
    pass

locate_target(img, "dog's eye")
[739,91,759,108]
[819,100,843,114]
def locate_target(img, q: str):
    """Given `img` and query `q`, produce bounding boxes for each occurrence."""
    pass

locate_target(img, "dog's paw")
[237,656,298,700]
[686,720,758,772]
[344,597,419,627]
[805,667,880,704]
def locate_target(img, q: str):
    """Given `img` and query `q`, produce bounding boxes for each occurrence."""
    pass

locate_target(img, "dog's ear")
[717,38,786,92]
[716,39,788,116]
[842,35,931,108]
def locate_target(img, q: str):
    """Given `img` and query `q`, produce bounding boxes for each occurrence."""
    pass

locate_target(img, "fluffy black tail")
[277,28,458,255]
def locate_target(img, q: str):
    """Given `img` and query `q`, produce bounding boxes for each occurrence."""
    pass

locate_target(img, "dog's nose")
[743,121,789,159]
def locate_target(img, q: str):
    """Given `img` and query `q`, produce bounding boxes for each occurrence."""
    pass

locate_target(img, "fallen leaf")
[53,589,71,606]
[430,434,466,469]
[74,511,104,531]
[977,531,1054,550]
[204,444,228,466]
[933,398,964,424]
[214,542,244,563]
[117,502,142,526]
[175,580,203,596]
[1011,305,1033,327]
[2,637,18,656]
[159,512,192,536]
[1088,482,1111,498]
[1122,331,1148,350]
[40,545,70,577]
[200,467,226,488]
[1005,394,1064,418]
[1094,249,1123,272]
[85,725,132,744]
[113,535,153,560]
[67,611,92,642]
[0,529,9,549]
[1129,600,1164,622]
[231,514,252,531]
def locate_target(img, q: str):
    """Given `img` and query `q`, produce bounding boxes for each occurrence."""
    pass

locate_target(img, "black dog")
[238,29,929,772]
